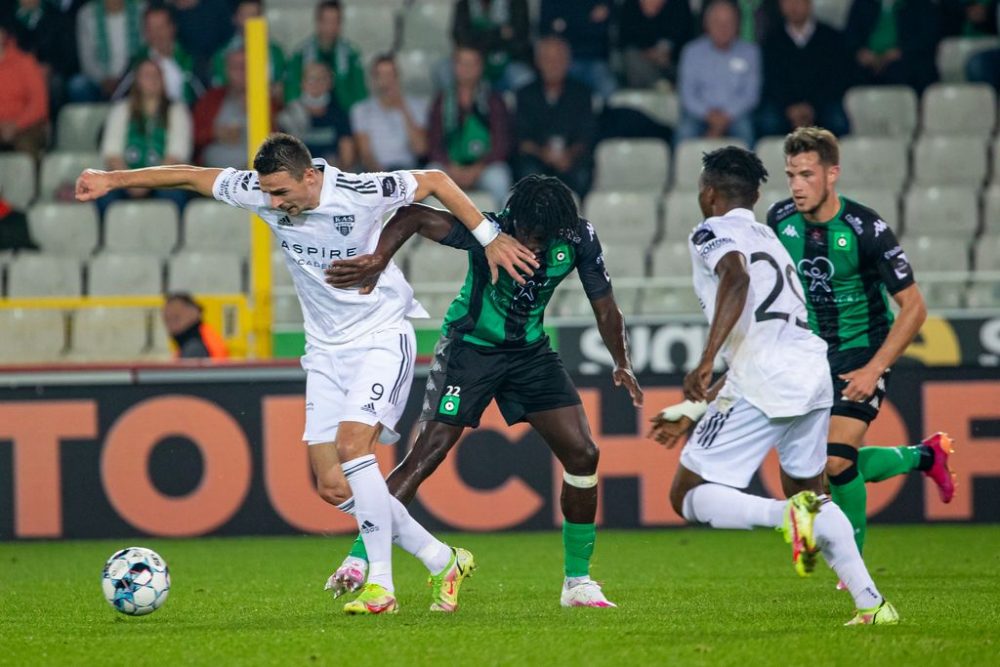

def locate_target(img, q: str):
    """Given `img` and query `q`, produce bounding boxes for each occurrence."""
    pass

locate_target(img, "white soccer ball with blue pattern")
[101,547,170,616]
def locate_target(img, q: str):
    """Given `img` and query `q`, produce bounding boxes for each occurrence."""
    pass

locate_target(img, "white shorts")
[301,320,416,446]
[680,397,828,489]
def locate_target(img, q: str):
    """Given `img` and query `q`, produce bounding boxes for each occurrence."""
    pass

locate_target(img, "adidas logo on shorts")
[360,402,376,415]
[361,520,378,534]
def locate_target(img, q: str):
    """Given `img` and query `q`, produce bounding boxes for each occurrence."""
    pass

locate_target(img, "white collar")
[786,19,817,47]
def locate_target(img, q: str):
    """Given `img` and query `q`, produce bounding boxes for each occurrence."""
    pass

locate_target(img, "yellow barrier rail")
[0,295,252,358]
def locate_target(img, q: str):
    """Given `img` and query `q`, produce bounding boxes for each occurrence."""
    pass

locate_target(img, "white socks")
[342,455,394,591]
[814,501,884,610]
[389,496,452,574]
[682,483,786,529]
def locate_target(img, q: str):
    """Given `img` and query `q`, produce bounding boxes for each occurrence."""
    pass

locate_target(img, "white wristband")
[658,399,708,422]
[470,217,500,246]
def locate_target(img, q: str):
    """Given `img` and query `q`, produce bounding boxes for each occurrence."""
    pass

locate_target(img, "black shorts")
[419,336,582,428]
[828,346,891,425]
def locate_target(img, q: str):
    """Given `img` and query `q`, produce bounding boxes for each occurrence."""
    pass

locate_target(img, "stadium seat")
[912,136,989,187]
[68,307,150,361]
[661,190,704,240]
[673,138,748,190]
[39,151,100,201]
[651,239,694,278]
[345,3,400,58]
[983,184,1000,234]
[168,252,244,294]
[56,103,109,151]
[88,253,163,296]
[813,0,851,29]
[593,139,670,193]
[837,137,909,191]
[182,199,252,260]
[601,240,650,278]
[407,242,469,284]
[399,1,452,56]
[967,232,1000,307]
[844,86,918,138]
[395,49,437,98]
[0,309,66,363]
[6,253,82,297]
[271,249,293,287]
[607,88,678,127]
[903,235,970,273]
[0,152,37,210]
[842,189,900,226]
[264,7,312,54]
[27,203,100,259]
[637,285,702,315]
[583,192,660,244]
[754,137,787,184]
[936,36,1000,83]
[103,200,180,259]
[758,188,791,217]
[902,186,980,238]
[412,288,462,319]
[921,83,997,137]
[273,293,305,327]
[973,233,1000,271]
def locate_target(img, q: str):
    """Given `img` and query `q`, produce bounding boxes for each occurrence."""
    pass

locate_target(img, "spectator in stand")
[732,0,782,43]
[844,0,939,94]
[0,20,49,159]
[285,0,366,112]
[941,0,998,37]
[757,0,849,138]
[98,58,192,216]
[210,0,284,100]
[278,62,354,168]
[427,44,511,207]
[120,5,203,104]
[966,6,1000,89]
[676,0,760,146]
[618,0,694,88]
[514,36,595,198]
[70,0,145,102]
[8,0,80,99]
[194,49,248,168]
[162,292,228,359]
[539,0,617,98]
[0,193,39,253]
[451,0,533,92]
[351,53,428,172]
[165,0,233,81]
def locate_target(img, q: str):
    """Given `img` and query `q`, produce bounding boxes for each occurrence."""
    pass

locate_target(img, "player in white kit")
[75,133,539,615]
[647,147,898,625]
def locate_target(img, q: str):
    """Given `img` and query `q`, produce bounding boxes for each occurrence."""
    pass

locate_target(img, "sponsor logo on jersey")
[691,226,716,246]
[844,213,864,235]
[360,402,376,415]
[892,254,911,280]
[438,394,461,416]
[360,520,378,534]
[280,240,358,260]
[277,215,293,227]
[381,176,396,197]
[782,224,799,238]
[333,214,355,236]
[698,237,735,257]
[547,244,573,276]
[874,219,888,237]
[797,256,835,293]
[884,245,904,260]
[586,221,596,241]
[832,231,853,252]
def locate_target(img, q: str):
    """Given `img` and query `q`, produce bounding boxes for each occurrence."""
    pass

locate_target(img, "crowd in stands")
[2,0,998,213]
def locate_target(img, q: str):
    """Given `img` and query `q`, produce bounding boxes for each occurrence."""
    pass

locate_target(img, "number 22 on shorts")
[439,385,461,416]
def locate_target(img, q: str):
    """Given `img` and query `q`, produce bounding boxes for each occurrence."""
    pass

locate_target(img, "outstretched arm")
[684,251,749,402]
[324,203,459,290]
[76,165,223,201]
[590,292,643,406]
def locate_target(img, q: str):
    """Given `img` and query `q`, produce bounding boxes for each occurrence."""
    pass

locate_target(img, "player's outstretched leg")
[857,433,956,502]
[527,406,616,608]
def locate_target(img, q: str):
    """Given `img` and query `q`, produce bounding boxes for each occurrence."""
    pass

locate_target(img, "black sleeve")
[179,338,211,359]
[865,220,915,295]
[437,216,484,252]
[576,220,613,300]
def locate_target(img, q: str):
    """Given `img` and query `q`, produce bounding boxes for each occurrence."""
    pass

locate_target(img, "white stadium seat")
[0,152,37,209]
[56,103,109,151]
[936,36,1000,83]
[395,49,438,98]
[28,203,100,259]
[661,190,704,240]
[607,88,679,127]
[902,186,980,238]
[844,86,918,138]
[837,137,910,192]
[345,4,401,58]
[183,199,252,260]
[39,152,100,201]
[264,7,312,54]
[583,192,660,244]
[672,138,748,190]
[983,184,1000,234]
[841,189,900,227]
[399,1,452,56]
[168,252,244,294]
[6,253,82,297]
[88,253,163,296]
[68,307,149,361]
[593,139,670,193]
[921,83,997,137]
[911,136,988,187]
[0,309,66,363]
[754,136,787,183]
[103,200,180,259]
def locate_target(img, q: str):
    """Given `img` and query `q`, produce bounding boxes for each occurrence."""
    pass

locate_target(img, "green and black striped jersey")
[437,212,612,348]
[767,196,915,354]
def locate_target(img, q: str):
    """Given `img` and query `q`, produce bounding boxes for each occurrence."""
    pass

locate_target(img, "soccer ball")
[101,547,171,616]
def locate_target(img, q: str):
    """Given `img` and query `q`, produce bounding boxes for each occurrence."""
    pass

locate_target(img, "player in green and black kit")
[767,127,956,557]
[324,175,644,607]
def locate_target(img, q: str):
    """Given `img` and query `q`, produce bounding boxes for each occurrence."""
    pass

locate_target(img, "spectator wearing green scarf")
[70,0,145,102]
[285,0,367,112]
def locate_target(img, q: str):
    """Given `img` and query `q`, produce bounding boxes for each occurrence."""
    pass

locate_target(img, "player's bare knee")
[316,479,351,506]
[563,439,599,476]
[825,456,852,476]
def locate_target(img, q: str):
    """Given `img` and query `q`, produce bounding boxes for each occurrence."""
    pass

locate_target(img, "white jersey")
[213,160,428,346]
[689,208,832,418]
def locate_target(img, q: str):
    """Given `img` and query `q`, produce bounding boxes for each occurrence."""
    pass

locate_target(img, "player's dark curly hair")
[253,133,314,180]
[701,146,768,205]
[502,175,579,241]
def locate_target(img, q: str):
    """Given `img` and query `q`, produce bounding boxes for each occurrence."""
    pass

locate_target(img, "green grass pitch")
[2,525,997,666]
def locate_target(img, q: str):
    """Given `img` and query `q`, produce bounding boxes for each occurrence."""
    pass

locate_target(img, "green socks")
[563,521,596,578]
[348,533,368,561]
[857,445,926,483]
[829,472,868,553]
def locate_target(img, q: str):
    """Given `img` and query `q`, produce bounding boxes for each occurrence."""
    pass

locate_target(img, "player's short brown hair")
[253,133,313,180]
[784,126,840,167]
